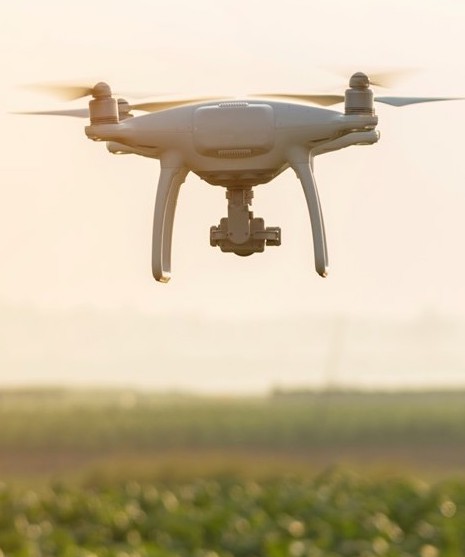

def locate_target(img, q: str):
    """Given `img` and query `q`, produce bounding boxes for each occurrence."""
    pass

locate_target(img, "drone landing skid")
[152,165,188,283]
[290,157,329,277]
[152,163,327,282]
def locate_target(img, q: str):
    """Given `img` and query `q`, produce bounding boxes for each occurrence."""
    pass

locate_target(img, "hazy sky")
[1,1,465,391]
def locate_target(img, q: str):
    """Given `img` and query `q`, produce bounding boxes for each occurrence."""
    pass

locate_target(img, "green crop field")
[1,389,465,556]
[1,471,464,557]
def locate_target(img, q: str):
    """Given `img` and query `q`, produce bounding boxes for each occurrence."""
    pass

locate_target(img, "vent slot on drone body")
[218,101,249,108]
[217,149,253,158]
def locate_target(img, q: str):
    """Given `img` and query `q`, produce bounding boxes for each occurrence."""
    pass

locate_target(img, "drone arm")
[288,149,329,277]
[152,162,188,282]
[311,130,379,156]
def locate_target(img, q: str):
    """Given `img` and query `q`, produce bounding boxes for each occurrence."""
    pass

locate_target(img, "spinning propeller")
[252,71,465,108]
[18,81,229,118]
[17,72,465,119]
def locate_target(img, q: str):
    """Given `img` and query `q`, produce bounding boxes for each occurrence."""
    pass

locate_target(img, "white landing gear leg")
[152,165,188,282]
[289,155,329,277]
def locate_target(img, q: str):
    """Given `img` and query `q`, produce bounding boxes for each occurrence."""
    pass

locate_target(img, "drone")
[20,73,464,282]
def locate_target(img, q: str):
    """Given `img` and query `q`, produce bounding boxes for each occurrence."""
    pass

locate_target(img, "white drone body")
[23,73,463,283]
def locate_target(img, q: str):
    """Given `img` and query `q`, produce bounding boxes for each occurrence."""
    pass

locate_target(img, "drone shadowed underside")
[17,73,464,282]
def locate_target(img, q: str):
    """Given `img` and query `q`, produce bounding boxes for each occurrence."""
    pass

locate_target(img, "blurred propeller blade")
[22,83,98,101]
[14,108,90,117]
[365,69,418,88]
[374,96,465,107]
[327,67,418,88]
[22,82,156,101]
[250,93,345,106]
[14,96,230,119]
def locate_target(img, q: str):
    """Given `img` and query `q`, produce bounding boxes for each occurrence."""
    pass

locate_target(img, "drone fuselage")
[85,99,379,282]
[87,100,378,184]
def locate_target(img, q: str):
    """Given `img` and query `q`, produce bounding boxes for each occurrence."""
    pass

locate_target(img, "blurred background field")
[2,388,465,481]
[1,388,465,556]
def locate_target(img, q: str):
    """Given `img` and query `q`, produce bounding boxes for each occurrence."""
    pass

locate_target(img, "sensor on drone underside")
[210,217,281,256]
[210,187,280,256]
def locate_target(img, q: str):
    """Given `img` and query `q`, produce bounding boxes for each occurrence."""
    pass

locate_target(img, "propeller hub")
[349,72,370,89]
[88,82,118,125]
[92,82,112,98]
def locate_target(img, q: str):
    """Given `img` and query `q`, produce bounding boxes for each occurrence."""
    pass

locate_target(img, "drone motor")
[88,82,118,125]
[345,72,375,115]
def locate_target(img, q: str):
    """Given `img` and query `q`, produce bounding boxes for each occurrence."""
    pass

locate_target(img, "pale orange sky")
[1,0,465,391]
